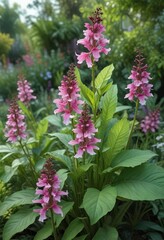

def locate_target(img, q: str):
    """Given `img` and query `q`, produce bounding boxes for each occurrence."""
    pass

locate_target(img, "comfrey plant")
[0,8,164,240]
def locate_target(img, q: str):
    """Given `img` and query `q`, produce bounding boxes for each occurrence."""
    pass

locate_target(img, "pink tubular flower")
[33,159,68,222]
[77,8,110,68]
[17,75,36,105]
[69,105,101,158]
[4,100,27,143]
[125,51,153,105]
[54,64,83,125]
[140,109,160,133]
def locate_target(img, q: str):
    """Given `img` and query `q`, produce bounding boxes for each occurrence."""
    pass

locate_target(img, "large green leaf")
[18,101,34,120]
[45,114,62,127]
[34,220,52,240]
[46,151,72,170]
[75,67,94,108]
[0,189,35,216]
[93,226,118,240]
[49,133,73,151]
[115,164,164,200]
[0,145,20,161]
[111,149,157,169]
[0,145,17,153]
[101,85,118,124]
[61,218,84,240]
[95,64,114,90]
[36,118,48,140]
[57,169,68,188]
[103,117,129,165]
[82,185,117,225]
[3,208,38,240]
[115,105,131,113]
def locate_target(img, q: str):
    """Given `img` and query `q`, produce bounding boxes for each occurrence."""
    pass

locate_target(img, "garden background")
[0,0,164,240]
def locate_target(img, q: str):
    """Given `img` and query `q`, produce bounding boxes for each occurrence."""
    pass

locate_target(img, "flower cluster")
[5,100,27,142]
[33,159,68,222]
[17,75,36,105]
[140,109,160,133]
[69,105,101,158]
[77,8,110,68]
[125,51,153,105]
[54,64,83,125]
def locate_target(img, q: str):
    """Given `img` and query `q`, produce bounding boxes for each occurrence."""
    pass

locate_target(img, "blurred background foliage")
[0,0,163,103]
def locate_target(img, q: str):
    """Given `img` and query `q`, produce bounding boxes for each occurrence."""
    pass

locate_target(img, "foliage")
[0,5,164,240]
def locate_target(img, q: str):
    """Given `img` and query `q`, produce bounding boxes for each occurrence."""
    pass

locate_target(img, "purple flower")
[69,105,101,158]
[125,51,153,105]
[4,99,27,143]
[17,75,36,105]
[76,8,110,68]
[54,64,83,125]
[33,159,68,222]
[140,109,160,133]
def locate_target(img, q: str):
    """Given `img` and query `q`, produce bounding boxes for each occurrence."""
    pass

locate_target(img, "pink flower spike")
[33,159,68,222]
[76,8,110,67]
[69,105,101,158]
[141,109,160,133]
[4,99,27,143]
[17,75,36,105]
[125,50,153,105]
[54,64,83,125]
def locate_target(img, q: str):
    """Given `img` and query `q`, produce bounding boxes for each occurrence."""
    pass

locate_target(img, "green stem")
[92,62,96,94]
[50,209,56,240]
[91,60,97,123]
[71,118,78,169]
[19,140,37,180]
[126,99,139,148]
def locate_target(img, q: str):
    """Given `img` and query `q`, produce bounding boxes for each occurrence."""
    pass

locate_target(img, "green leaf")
[115,105,131,113]
[82,185,117,225]
[18,101,33,120]
[115,164,164,200]
[0,165,18,183]
[101,85,118,124]
[3,208,38,240]
[93,226,118,240]
[95,64,114,90]
[34,220,52,240]
[57,169,68,188]
[36,118,48,140]
[100,82,113,95]
[49,133,73,151]
[62,218,84,240]
[55,201,74,228]
[45,115,62,127]
[75,67,94,108]
[74,235,88,240]
[0,145,17,153]
[46,151,72,170]
[103,117,129,165]
[76,163,94,178]
[0,189,35,216]
[111,149,157,169]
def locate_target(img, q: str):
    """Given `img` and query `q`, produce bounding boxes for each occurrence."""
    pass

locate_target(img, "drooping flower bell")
[69,105,101,158]
[17,75,36,105]
[140,109,160,133]
[4,99,27,143]
[33,159,68,222]
[77,8,110,68]
[54,64,83,125]
[125,51,153,105]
